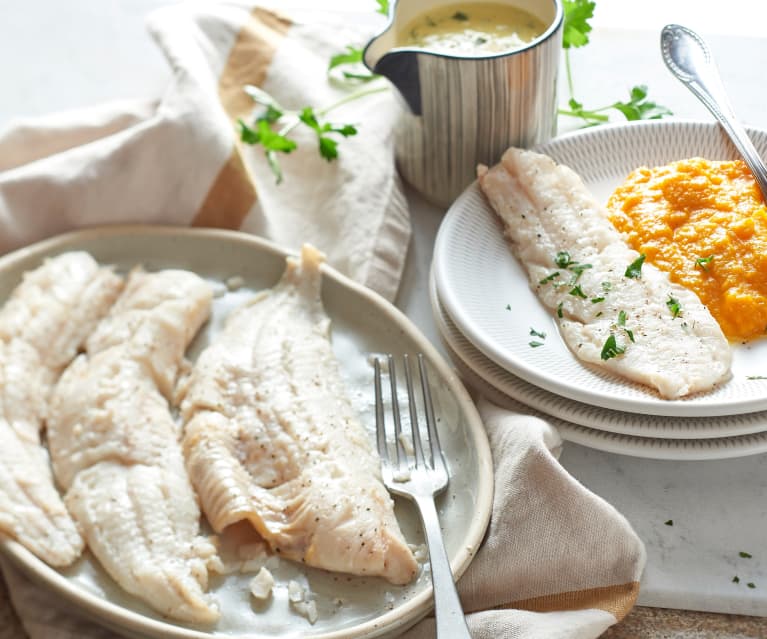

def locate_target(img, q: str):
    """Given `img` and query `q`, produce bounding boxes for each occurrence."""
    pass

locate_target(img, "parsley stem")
[277,82,389,138]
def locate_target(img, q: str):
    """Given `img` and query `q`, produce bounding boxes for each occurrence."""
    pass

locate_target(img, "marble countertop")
[2,1,767,636]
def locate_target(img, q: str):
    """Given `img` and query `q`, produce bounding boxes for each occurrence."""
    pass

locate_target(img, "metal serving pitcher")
[364,0,563,208]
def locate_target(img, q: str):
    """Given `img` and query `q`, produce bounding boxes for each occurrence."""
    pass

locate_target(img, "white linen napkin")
[0,1,409,302]
[0,2,646,637]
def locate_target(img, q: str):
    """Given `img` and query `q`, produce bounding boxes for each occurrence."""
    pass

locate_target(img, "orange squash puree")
[607,157,767,341]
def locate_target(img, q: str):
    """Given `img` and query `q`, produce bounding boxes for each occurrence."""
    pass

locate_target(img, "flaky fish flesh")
[0,252,122,566]
[478,148,731,398]
[47,268,220,623]
[180,246,418,586]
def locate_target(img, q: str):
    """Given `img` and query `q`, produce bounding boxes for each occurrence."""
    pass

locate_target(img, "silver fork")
[374,353,472,639]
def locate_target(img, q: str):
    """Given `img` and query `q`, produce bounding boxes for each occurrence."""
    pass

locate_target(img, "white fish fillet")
[47,268,220,623]
[0,252,122,566]
[478,148,731,398]
[180,246,418,586]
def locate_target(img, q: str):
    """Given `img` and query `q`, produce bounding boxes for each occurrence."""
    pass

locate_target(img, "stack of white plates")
[430,121,767,460]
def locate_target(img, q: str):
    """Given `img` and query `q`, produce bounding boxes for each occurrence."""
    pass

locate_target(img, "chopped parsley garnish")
[557,302,564,318]
[600,334,625,360]
[590,296,605,303]
[376,0,389,16]
[748,582,757,589]
[667,295,682,318]
[746,375,767,380]
[539,271,561,285]
[569,285,587,298]
[664,519,673,526]
[452,10,469,20]
[625,328,635,342]
[555,251,573,268]
[624,254,646,279]
[617,310,628,326]
[695,255,715,270]
[739,551,753,558]
[506,304,511,311]
[530,327,547,339]
[733,576,740,583]
[601,281,612,292]
[569,263,593,279]
[529,341,544,348]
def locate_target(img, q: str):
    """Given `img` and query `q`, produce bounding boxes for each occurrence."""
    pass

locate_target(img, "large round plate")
[429,267,767,441]
[0,226,493,639]
[433,120,767,418]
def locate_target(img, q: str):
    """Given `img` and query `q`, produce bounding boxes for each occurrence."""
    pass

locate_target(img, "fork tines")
[374,353,445,476]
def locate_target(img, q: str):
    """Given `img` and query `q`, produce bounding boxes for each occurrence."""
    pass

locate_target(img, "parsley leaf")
[530,327,547,339]
[529,340,544,348]
[667,296,682,319]
[562,0,595,49]
[569,285,587,298]
[748,582,757,589]
[600,334,625,360]
[452,11,469,21]
[696,255,715,270]
[555,251,573,268]
[625,254,646,279]
[539,271,561,285]
[557,302,564,318]
[617,310,628,326]
[664,519,673,526]
[733,576,740,583]
[739,551,753,558]
[376,0,389,16]
[590,296,605,303]
[611,85,674,121]
[327,45,378,82]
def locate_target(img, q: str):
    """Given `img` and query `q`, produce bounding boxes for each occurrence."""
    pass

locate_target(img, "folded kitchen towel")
[0,394,645,639]
[0,1,409,302]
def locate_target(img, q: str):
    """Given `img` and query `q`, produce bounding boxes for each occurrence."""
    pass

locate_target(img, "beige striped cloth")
[0,2,645,638]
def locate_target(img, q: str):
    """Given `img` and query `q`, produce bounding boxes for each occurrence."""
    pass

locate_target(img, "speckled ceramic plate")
[430,267,767,443]
[433,120,767,418]
[0,226,493,639]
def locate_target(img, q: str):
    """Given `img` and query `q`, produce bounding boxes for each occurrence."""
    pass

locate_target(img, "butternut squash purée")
[608,158,767,341]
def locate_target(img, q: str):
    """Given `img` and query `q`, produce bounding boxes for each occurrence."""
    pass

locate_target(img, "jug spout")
[363,26,422,115]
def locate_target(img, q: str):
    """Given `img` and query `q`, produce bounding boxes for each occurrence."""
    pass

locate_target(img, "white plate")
[433,120,767,418]
[0,226,493,639]
[448,348,767,461]
[429,267,767,441]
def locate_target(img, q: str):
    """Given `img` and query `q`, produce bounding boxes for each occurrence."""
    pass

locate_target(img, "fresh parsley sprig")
[559,0,672,126]
[238,83,387,183]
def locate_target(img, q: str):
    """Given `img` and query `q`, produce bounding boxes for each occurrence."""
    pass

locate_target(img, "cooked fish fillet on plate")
[0,252,122,566]
[180,245,419,586]
[478,148,731,399]
[47,268,220,623]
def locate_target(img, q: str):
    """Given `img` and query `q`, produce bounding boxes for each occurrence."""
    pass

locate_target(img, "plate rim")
[433,119,767,418]
[0,224,494,639]
[429,265,767,441]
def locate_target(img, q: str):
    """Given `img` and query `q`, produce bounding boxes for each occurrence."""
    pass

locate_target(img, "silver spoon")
[660,24,767,201]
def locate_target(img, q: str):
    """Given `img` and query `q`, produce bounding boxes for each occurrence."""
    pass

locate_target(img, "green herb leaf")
[506,304,511,311]
[733,576,740,583]
[569,285,587,299]
[667,296,682,319]
[695,255,715,270]
[539,271,561,285]
[530,327,547,339]
[318,136,339,161]
[611,85,674,121]
[625,254,646,279]
[664,519,673,526]
[557,302,564,318]
[747,375,767,380]
[376,0,389,17]
[600,334,625,360]
[625,328,635,343]
[748,582,757,589]
[569,263,593,279]
[590,296,605,304]
[328,45,364,72]
[555,251,573,268]
[601,281,612,292]
[452,11,469,21]
[739,551,753,558]
[562,0,595,49]
[617,310,628,326]
[529,340,544,348]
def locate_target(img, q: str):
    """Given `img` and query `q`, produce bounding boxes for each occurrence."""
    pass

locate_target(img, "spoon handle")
[660,24,767,200]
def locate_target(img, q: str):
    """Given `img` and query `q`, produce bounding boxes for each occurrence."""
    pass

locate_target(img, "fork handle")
[415,494,473,638]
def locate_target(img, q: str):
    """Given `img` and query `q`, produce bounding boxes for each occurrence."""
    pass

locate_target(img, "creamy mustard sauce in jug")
[397,2,547,55]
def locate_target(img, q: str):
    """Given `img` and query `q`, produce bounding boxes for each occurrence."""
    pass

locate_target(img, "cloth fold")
[0,1,409,302]
[0,2,646,637]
